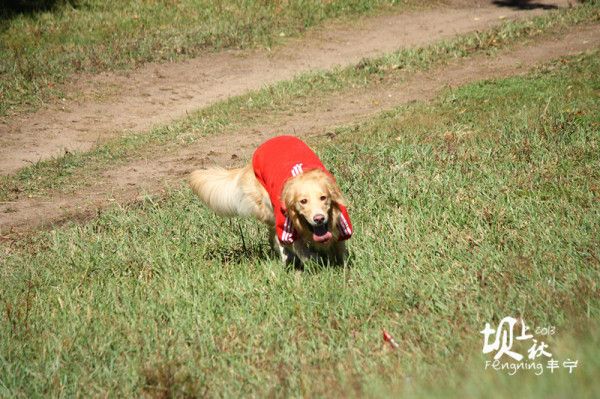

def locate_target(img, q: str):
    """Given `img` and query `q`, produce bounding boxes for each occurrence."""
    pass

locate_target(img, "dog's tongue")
[313,224,332,243]
[313,231,332,243]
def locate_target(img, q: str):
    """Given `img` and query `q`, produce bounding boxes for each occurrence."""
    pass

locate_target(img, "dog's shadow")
[203,243,353,274]
[201,220,353,271]
[202,241,353,274]
[202,242,271,265]
[201,220,271,264]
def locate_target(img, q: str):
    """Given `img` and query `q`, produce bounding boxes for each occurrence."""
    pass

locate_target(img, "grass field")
[0,0,425,116]
[1,42,598,398]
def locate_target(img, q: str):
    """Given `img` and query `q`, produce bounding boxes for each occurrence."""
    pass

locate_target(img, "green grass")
[2,2,599,202]
[0,0,425,116]
[1,48,598,396]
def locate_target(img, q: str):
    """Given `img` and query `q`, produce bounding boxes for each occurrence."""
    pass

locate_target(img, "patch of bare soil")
[1,24,597,237]
[0,0,573,174]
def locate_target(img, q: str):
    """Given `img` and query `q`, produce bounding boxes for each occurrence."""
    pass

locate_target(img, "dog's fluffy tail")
[189,165,258,218]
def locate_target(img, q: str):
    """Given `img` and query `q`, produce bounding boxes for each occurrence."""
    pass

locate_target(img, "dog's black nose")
[313,214,325,225]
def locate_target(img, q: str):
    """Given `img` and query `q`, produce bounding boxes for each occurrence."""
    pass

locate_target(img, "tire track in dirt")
[1,24,598,236]
[0,0,572,174]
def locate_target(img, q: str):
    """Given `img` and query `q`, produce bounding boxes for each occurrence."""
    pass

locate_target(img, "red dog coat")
[252,136,353,244]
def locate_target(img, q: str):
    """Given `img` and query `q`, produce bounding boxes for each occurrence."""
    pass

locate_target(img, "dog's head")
[281,169,345,244]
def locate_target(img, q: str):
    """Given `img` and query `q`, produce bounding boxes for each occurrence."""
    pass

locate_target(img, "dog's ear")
[326,175,346,207]
[281,179,297,215]
[281,189,300,233]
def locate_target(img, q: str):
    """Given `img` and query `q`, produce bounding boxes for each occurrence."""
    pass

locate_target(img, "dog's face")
[282,169,345,244]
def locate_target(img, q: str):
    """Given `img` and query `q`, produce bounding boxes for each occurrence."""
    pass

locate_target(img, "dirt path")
[1,24,598,236]
[0,0,572,175]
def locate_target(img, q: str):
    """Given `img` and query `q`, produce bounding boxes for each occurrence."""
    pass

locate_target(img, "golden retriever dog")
[189,136,353,266]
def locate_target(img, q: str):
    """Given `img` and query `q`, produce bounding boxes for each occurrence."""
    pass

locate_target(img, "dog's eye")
[300,199,308,205]
[320,195,327,201]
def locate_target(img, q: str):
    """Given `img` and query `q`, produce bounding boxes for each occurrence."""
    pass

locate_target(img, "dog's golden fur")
[190,165,348,265]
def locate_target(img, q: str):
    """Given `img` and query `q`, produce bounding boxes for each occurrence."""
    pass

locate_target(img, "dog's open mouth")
[311,223,332,243]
